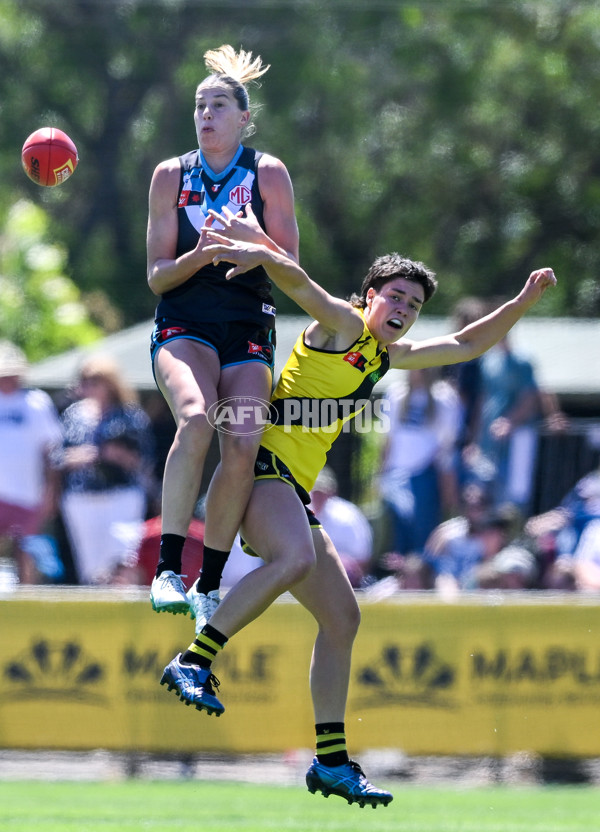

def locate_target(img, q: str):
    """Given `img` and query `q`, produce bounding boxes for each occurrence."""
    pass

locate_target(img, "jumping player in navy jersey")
[147,45,299,618]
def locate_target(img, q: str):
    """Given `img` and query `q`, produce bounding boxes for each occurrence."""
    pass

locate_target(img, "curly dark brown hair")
[350,253,438,308]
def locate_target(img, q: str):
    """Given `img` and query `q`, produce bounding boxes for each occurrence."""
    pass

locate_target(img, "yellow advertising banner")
[1,593,599,756]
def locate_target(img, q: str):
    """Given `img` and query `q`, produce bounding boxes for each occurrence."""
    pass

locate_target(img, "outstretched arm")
[388,268,557,370]
[205,236,364,341]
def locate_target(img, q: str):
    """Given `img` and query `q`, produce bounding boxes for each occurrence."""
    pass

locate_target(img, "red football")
[21,127,78,187]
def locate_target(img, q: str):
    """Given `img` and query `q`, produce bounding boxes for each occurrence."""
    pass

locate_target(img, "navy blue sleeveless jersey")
[154,145,277,329]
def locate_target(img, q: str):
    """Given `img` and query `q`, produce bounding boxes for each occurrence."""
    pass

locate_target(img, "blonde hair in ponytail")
[197,44,270,138]
[203,44,270,85]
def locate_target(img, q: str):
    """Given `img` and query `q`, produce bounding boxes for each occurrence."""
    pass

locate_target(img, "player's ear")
[366,288,375,307]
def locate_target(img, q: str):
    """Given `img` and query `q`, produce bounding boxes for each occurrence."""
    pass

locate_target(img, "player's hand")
[528,267,556,290]
[519,267,557,304]
[205,237,268,279]
[202,204,263,242]
[192,212,218,259]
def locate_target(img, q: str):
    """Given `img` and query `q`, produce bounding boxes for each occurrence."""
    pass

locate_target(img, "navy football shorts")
[150,319,275,371]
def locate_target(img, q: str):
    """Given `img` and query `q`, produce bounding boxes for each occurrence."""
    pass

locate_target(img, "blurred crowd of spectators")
[0,341,159,589]
[0,318,599,596]
[362,297,599,597]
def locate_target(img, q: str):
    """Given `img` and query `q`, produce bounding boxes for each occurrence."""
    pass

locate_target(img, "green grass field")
[1,781,599,832]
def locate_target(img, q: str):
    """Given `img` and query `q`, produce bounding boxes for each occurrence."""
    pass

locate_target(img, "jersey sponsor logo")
[229,184,252,206]
[262,303,276,316]
[343,351,368,372]
[159,326,188,341]
[178,190,204,207]
[248,341,274,363]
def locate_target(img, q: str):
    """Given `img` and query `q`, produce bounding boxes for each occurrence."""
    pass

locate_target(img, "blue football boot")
[160,654,224,716]
[306,757,393,808]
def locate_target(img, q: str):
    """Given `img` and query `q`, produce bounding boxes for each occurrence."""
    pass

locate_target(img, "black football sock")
[196,546,230,593]
[156,534,186,578]
[181,624,228,668]
[315,722,349,767]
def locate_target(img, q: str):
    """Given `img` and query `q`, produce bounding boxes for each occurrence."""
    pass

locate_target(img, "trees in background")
[0,200,101,359]
[1,0,599,356]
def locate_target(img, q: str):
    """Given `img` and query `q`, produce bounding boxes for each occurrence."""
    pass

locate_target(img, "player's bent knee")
[321,599,361,643]
[293,555,316,584]
[282,548,316,586]
[176,412,213,455]
[220,434,261,468]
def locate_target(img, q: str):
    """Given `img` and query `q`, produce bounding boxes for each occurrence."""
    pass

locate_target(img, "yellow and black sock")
[315,722,349,767]
[181,624,228,669]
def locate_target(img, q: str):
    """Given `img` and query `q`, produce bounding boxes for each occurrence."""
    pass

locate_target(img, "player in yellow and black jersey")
[161,231,556,808]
